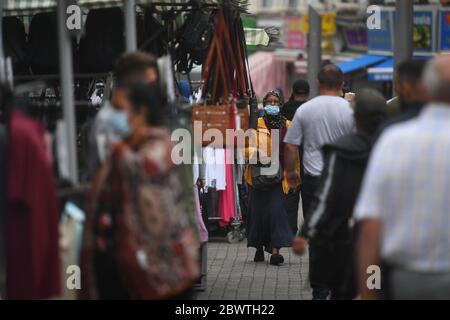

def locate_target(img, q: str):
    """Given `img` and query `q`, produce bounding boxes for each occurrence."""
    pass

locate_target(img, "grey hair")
[423,59,440,98]
[423,57,450,102]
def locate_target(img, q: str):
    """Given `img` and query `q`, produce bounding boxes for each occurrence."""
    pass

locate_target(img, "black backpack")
[79,8,125,73]
[2,17,28,74]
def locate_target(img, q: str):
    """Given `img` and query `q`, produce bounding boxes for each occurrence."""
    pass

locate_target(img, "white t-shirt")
[284,95,355,176]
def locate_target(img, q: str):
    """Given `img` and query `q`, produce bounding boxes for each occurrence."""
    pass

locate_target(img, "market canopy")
[1,0,271,46]
[336,54,388,75]
[1,0,221,15]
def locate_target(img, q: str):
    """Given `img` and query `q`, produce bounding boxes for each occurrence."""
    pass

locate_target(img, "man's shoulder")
[377,118,420,148]
[302,96,349,110]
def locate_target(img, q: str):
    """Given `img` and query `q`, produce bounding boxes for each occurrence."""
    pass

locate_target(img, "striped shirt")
[354,104,450,272]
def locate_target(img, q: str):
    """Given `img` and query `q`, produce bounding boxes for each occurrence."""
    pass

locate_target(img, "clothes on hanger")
[0,123,7,299]
[193,187,208,243]
[198,146,226,191]
[217,149,237,227]
[6,110,60,299]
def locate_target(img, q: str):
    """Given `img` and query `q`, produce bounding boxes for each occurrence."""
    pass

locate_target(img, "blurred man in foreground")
[355,54,450,300]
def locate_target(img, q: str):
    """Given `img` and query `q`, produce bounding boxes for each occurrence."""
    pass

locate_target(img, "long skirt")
[247,183,293,252]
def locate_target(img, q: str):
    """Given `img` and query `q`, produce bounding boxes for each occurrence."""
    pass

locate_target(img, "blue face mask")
[264,105,280,116]
[109,109,130,137]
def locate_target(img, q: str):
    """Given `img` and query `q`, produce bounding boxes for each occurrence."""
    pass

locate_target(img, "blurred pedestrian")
[281,79,310,234]
[293,89,388,300]
[88,51,159,177]
[378,59,428,135]
[245,90,299,266]
[82,83,199,299]
[282,79,310,121]
[355,54,450,300]
[284,64,354,299]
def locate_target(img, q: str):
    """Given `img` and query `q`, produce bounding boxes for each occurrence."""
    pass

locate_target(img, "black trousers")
[301,174,320,221]
[301,174,331,300]
[285,189,300,235]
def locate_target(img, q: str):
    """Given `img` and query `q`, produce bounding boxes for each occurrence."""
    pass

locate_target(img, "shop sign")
[284,16,306,49]
[302,12,336,36]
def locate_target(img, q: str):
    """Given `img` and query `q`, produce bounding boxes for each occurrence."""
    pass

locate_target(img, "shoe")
[254,249,265,262]
[269,253,284,266]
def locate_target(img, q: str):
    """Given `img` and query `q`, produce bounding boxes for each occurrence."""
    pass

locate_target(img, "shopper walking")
[376,59,428,137]
[81,84,199,299]
[355,55,450,300]
[284,64,354,299]
[245,90,299,266]
[281,79,310,234]
[282,79,310,121]
[88,51,159,177]
[293,89,388,300]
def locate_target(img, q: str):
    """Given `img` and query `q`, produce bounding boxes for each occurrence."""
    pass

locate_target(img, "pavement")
[194,238,313,300]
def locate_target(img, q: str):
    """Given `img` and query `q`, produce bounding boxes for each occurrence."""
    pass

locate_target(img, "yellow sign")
[302,12,337,35]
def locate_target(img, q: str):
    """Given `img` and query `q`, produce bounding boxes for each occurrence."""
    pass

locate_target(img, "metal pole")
[307,5,321,98]
[394,0,413,69]
[0,0,4,59]
[57,0,79,184]
[0,0,5,84]
[124,0,137,52]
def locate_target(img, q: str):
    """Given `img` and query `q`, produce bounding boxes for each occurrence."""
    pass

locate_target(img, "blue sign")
[368,73,393,82]
[440,9,450,51]
[368,9,394,54]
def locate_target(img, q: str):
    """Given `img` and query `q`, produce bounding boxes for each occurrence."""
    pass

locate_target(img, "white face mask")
[264,105,280,115]
[109,109,130,137]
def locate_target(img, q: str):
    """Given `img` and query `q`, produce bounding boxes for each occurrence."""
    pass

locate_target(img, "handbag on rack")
[192,9,250,147]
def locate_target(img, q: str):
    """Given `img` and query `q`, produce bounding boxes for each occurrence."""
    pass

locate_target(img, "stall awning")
[1,0,217,15]
[2,0,56,16]
[368,58,394,82]
[336,54,388,74]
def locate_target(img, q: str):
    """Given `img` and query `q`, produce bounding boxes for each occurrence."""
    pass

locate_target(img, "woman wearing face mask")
[245,90,300,266]
[81,83,199,299]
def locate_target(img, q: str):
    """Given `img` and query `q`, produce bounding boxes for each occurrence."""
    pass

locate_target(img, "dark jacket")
[300,133,372,299]
[374,102,423,142]
[281,100,306,121]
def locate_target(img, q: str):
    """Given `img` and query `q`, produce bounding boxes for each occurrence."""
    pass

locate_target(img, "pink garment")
[218,149,236,227]
[194,187,208,243]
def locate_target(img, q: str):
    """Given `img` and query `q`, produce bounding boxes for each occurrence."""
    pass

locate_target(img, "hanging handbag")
[192,10,249,147]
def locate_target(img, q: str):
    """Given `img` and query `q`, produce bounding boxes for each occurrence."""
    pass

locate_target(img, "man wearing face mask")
[88,52,159,177]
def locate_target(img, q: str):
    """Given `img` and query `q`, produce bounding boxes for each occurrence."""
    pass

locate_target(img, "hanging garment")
[201,147,226,190]
[217,149,237,227]
[0,124,7,299]
[6,110,60,299]
[214,148,226,191]
[194,188,208,243]
[202,146,216,188]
